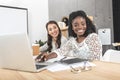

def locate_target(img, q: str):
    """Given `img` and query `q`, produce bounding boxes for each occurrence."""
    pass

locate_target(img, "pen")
[60,56,67,62]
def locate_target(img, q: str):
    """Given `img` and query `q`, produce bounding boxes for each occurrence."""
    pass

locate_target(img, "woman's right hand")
[35,52,58,62]
[35,52,48,62]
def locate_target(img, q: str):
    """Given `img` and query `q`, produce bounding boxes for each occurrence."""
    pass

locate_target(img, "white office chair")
[102,49,120,63]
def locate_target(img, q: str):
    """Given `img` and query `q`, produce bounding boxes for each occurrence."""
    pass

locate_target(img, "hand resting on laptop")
[35,52,48,62]
[35,52,57,62]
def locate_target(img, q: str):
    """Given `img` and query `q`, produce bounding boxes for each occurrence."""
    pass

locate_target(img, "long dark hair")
[68,10,96,37]
[46,20,61,52]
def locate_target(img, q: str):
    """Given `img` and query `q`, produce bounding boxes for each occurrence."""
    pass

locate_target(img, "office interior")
[0,0,120,80]
[0,0,120,58]
[0,0,120,54]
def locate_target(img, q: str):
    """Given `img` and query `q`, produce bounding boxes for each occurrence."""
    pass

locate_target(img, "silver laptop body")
[0,33,48,72]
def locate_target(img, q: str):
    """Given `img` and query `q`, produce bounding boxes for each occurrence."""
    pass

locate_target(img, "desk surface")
[0,61,120,80]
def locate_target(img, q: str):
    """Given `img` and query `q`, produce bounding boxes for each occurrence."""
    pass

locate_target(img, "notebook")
[0,33,50,72]
[60,57,88,64]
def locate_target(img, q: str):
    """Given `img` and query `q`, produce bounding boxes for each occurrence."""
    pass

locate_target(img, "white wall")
[0,0,49,43]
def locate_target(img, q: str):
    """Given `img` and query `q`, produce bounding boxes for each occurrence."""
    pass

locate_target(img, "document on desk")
[46,63,70,72]
[47,60,96,72]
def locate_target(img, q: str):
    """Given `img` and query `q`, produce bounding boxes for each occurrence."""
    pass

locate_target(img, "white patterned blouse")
[53,33,102,60]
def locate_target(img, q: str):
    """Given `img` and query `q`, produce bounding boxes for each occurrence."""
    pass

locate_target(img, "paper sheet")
[47,61,96,72]
[46,63,70,72]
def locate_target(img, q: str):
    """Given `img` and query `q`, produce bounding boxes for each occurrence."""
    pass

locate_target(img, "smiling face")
[47,23,59,38]
[72,16,86,37]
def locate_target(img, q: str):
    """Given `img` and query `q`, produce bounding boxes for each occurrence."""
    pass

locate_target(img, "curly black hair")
[68,10,96,37]
[46,20,61,52]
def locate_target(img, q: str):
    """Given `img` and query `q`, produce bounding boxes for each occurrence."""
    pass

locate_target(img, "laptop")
[0,33,50,72]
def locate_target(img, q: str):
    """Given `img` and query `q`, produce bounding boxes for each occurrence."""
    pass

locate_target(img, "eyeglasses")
[70,61,92,74]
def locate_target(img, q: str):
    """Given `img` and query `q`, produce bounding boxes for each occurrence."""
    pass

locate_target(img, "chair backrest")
[102,49,120,63]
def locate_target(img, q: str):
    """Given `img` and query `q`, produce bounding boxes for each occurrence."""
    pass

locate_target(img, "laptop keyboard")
[36,64,47,69]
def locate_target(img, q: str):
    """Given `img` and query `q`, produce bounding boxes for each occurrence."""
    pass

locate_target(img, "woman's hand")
[35,52,58,62]
[35,52,48,62]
